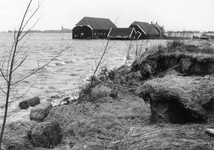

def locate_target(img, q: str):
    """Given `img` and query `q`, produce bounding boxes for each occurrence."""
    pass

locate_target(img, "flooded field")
[0,33,168,122]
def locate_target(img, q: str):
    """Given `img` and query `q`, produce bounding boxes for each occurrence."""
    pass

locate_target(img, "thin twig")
[11,46,68,85]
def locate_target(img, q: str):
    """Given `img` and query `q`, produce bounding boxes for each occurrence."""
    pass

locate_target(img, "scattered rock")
[62,96,71,105]
[205,128,214,138]
[30,101,53,122]
[50,95,60,99]
[19,96,40,109]
[30,121,62,148]
[3,121,37,150]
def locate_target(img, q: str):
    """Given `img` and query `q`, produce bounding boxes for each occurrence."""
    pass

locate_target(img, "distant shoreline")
[2,29,72,34]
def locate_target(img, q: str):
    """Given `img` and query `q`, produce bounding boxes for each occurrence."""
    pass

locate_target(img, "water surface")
[0,33,167,122]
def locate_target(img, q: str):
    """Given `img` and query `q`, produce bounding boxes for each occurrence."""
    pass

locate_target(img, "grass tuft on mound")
[2,121,37,150]
[130,40,214,79]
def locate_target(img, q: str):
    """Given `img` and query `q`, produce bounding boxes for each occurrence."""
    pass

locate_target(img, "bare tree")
[0,0,67,148]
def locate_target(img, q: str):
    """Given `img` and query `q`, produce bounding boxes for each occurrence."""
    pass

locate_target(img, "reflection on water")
[0,33,168,122]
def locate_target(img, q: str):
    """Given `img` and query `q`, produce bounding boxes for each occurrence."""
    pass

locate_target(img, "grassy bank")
[3,39,214,150]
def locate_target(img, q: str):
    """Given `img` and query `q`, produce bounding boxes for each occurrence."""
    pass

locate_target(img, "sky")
[0,0,214,32]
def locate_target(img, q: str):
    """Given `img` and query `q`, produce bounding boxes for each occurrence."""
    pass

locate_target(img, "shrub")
[167,40,184,49]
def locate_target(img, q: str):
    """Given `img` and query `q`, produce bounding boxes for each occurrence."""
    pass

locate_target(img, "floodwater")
[0,33,167,122]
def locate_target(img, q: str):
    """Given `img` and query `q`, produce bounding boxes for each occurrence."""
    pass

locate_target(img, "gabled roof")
[76,17,117,30]
[108,28,136,38]
[130,21,159,35]
[151,23,165,34]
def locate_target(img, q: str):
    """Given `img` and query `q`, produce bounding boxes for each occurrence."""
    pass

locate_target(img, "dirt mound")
[131,44,214,78]
[137,74,214,124]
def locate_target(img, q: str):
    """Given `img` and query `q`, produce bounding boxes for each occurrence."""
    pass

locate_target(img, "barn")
[107,28,137,40]
[151,22,165,38]
[129,21,159,39]
[72,17,117,39]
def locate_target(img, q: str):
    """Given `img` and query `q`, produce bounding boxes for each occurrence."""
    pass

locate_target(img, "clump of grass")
[78,76,101,102]
[2,121,37,150]
[167,40,184,49]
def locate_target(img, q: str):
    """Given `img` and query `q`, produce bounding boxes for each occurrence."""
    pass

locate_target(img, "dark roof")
[108,28,135,38]
[76,17,117,30]
[151,23,165,34]
[130,21,159,35]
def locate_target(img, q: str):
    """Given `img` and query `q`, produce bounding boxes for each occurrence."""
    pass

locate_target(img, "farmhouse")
[151,22,165,38]
[107,28,137,40]
[72,17,117,39]
[129,21,159,39]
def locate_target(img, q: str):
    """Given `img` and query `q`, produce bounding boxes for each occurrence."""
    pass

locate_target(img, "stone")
[31,121,62,148]
[30,101,53,122]
[19,96,40,109]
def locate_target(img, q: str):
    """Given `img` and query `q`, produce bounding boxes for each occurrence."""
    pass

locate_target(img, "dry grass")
[2,121,36,150]
[135,40,214,63]
[118,123,214,150]
[138,74,214,111]
[41,85,150,149]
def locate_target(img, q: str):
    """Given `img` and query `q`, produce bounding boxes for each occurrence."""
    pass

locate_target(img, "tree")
[0,0,67,148]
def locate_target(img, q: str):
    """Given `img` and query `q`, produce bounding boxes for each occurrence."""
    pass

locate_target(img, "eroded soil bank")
[3,39,214,150]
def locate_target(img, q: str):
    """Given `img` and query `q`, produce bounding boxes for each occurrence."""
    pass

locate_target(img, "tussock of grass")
[2,121,37,150]
[42,84,151,149]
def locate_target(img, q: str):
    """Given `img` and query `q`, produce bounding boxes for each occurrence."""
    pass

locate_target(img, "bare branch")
[0,86,6,94]
[10,81,36,104]
[20,2,42,32]
[6,43,15,77]
[0,1,42,148]
[0,68,8,82]
[18,17,41,42]
[15,40,28,57]
[11,46,69,85]
[12,54,28,73]
[90,40,110,87]
[16,0,33,38]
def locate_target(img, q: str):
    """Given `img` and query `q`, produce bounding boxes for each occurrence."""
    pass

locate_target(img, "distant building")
[107,28,137,40]
[151,22,165,38]
[129,21,159,39]
[72,17,117,39]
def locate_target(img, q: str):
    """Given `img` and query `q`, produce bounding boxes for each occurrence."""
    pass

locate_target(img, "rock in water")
[31,121,62,148]
[30,101,53,122]
[19,96,40,109]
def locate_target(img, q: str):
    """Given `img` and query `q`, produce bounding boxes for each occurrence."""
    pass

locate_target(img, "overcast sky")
[0,0,214,32]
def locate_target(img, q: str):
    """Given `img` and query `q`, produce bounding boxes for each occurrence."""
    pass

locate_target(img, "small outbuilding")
[107,28,137,40]
[72,17,117,39]
[129,21,159,39]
